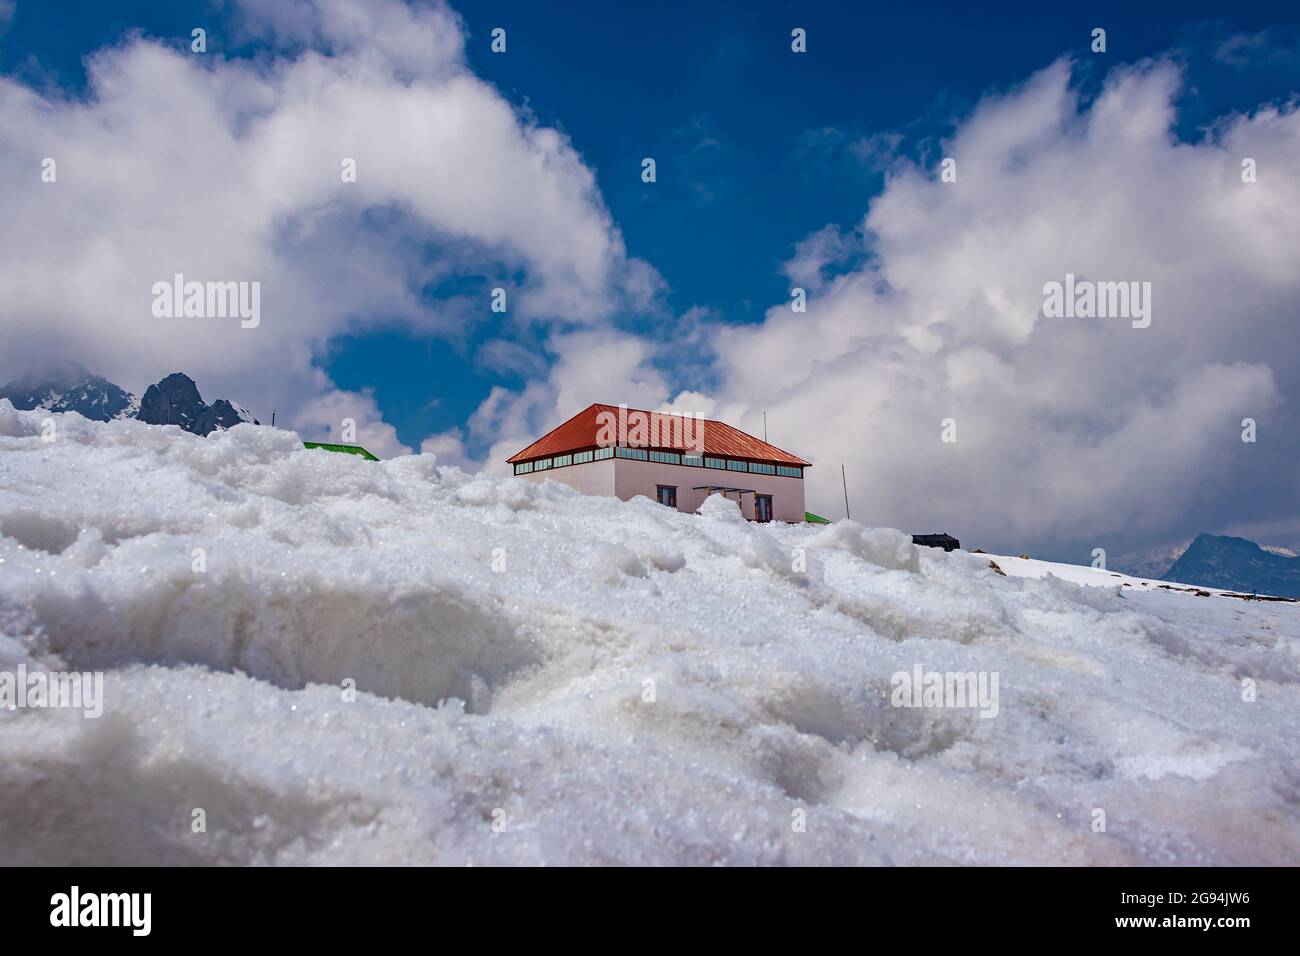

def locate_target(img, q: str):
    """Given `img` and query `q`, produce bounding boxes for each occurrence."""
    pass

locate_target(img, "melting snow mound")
[0,401,1297,865]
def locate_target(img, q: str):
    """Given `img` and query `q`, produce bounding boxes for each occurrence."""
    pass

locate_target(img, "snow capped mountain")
[1164,534,1300,599]
[1118,535,1300,598]
[1113,542,1190,581]
[1,404,1296,865]
[1262,544,1300,559]
[0,361,138,422]
[196,398,257,435]
[1,365,257,436]
[136,371,259,436]
[136,371,207,432]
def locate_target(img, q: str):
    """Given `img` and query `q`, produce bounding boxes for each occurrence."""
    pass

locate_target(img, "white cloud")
[783,224,862,291]
[291,377,409,459]
[655,390,716,420]
[463,329,673,475]
[1214,28,1300,69]
[706,57,1300,557]
[475,339,548,379]
[231,0,465,78]
[848,130,903,171]
[0,0,654,454]
[419,428,468,468]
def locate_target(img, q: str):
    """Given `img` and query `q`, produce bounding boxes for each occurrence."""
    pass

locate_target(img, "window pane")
[594,447,613,460]
[704,457,726,470]
[683,455,703,467]
[554,454,572,467]
[728,459,747,471]
[573,450,593,464]
[535,458,551,470]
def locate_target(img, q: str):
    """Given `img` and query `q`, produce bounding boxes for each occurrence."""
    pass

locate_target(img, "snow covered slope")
[1,401,1297,865]
[987,552,1286,598]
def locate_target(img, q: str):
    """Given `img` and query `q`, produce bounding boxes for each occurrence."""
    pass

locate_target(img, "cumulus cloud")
[707,57,1300,559]
[462,56,1299,557]
[782,224,863,291]
[291,373,409,459]
[0,0,654,456]
[1214,28,1300,69]
[472,328,675,475]
[418,428,468,468]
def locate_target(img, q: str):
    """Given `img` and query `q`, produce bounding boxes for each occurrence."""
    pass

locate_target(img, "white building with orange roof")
[507,403,811,522]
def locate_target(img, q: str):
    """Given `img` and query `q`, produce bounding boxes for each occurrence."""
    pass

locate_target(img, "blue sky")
[2,0,1298,559]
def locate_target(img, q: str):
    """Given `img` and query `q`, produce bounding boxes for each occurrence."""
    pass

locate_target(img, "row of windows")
[514,447,804,477]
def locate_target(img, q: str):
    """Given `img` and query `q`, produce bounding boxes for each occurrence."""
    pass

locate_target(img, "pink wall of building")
[522,455,806,522]
[523,456,805,522]
[613,458,805,522]
[519,458,615,496]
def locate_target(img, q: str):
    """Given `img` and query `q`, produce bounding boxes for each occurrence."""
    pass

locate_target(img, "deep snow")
[0,401,1297,865]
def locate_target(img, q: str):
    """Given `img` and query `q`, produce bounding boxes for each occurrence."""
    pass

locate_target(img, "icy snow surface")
[1,401,1297,865]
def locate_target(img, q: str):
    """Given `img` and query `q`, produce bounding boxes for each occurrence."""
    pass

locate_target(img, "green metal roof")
[303,441,379,462]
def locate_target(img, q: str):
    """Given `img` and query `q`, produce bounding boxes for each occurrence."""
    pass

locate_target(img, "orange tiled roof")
[506,403,811,466]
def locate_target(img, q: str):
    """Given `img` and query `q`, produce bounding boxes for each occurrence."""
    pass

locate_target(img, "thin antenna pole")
[841,463,851,520]
[763,412,767,442]
[271,409,276,427]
